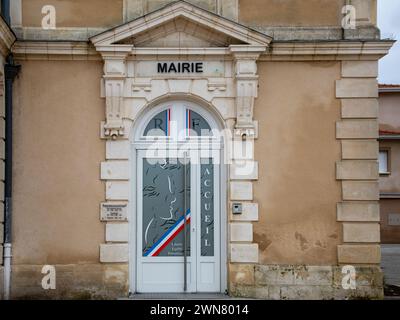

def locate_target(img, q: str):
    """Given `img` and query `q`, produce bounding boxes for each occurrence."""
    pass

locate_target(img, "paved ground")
[381,244,400,287]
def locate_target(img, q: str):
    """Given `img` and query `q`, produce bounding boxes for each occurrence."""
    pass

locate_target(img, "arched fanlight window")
[141,102,215,140]
[144,109,171,136]
[186,109,211,136]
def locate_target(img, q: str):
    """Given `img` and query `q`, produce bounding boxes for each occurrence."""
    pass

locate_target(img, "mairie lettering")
[157,62,204,73]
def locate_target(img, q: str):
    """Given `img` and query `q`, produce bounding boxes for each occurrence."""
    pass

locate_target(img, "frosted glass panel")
[144,109,170,136]
[186,109,212,136]
[142,158,190,257]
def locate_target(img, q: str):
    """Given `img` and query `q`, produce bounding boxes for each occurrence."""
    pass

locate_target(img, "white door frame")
[128,102,228,294]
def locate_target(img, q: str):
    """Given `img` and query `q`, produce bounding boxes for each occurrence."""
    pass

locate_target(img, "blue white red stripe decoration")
[144,210,191,257]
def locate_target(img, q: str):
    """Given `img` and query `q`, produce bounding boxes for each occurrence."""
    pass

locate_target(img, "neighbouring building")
[0,0,395,299]
[379,84,400,288]
[379,84,400,244]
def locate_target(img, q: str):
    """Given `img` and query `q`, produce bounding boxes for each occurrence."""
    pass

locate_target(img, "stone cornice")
[261,40,395,61]
[11,40,395,61]
[12,41,101,60]
[0,16,16,57]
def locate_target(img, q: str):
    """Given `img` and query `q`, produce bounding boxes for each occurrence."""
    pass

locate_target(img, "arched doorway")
[131,100,226,293]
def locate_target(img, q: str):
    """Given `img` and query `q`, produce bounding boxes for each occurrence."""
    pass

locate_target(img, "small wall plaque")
[101,202,128,221]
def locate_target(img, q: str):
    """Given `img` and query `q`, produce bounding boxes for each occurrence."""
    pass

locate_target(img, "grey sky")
[378,0,400,84]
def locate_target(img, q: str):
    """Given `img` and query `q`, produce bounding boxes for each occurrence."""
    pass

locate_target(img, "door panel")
[196,158,220,292]
[136,150,220,293]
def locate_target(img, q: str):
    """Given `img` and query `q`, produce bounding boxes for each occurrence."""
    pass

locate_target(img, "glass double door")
[136,149,220,293]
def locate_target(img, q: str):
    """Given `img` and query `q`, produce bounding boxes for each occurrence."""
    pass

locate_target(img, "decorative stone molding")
[100,48,132,139]
[230,45,266,138]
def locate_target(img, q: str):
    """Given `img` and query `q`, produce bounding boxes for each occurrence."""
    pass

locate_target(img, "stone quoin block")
[100,244,129,263]
[101,161,130,180]
[106,181,130,201]
[231,202,259,222]
[341,61,378,78]
[0,139,5,159]
[338,245,381,264]
[336,160,378,180]
[230,223,253,242]
[0,118,5,139]
[337,202,380,222]
[336,120,378,139]
[0,181,4,201]
[341,99,378,119]
[230,244,258,263]
[342,181,379,201]
[230,161,259,180]
[106,140,130,160]
[336,79,378,98]
[230,182,253,201]
[341,140,378,160]
[342,223,380,243]
[105,223,129,242]
[0,160,4,180]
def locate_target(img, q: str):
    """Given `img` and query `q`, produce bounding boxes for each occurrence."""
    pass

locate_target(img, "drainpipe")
[3,55,20,300]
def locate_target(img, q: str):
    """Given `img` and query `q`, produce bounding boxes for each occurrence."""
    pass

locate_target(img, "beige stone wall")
[12,60,105,265]
[253,61,342,265]
[19,0,375,29]
[21,0,123,28]
[238,0,345,27]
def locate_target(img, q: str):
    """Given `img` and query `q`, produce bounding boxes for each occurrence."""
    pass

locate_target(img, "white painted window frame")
[128,100,228,294]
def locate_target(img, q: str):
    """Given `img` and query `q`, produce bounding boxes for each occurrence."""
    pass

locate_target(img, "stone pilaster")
[335,60,382,268]
[97,46,132,266]
[228,45,265,277]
